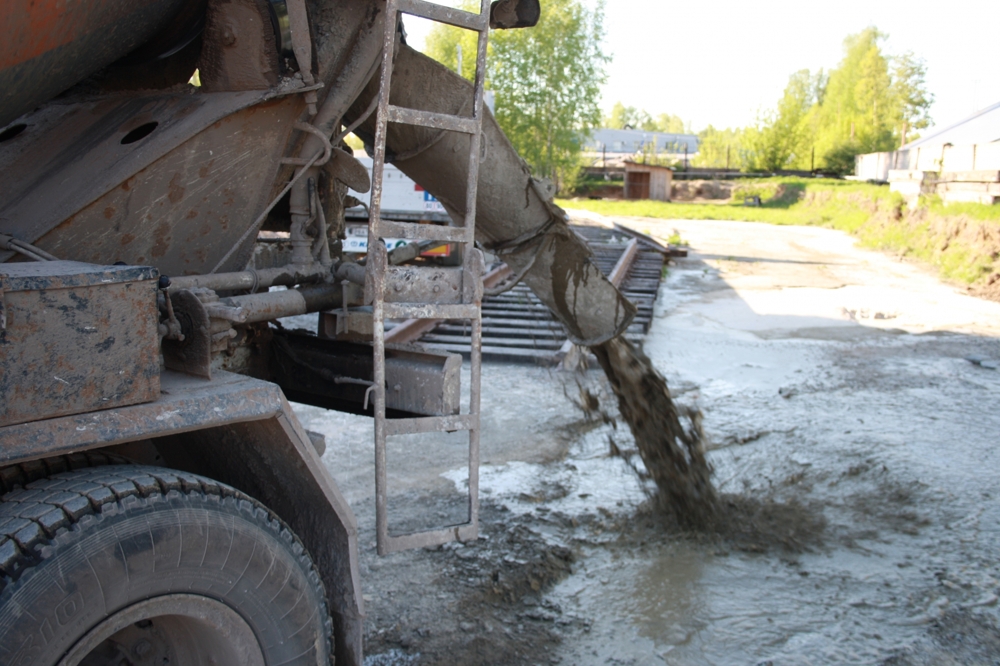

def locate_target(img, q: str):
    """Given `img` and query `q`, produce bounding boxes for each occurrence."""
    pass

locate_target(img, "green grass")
[558,178,897,229]
[556,177,1000,289]
[923,196,1000,222]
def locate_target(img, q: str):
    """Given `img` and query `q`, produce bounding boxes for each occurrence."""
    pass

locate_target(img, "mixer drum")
[0,0,200,129]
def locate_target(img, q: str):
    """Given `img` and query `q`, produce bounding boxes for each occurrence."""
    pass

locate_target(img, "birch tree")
[425,0,609,191]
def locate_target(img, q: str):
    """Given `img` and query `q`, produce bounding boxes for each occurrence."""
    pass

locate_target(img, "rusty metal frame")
[368,0,491,556]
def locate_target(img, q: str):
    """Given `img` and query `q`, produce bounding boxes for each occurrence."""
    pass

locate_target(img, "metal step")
[379,220,470,243]
[383,265,465,304]
[383,303,479,320]
[384,413,477,436]
[387,106,479,134]
[398,0,490,30]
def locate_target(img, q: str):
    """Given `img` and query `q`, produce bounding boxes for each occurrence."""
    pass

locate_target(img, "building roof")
[584,128,698,155]
[903,100,1000,149]
[623,160,674,172]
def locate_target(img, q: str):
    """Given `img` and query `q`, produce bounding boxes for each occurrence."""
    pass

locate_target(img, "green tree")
[692,126,745,170]
[425,0,609,191]
[744,28,933,174]
[605,102,650,130]
[646,113,688,134]
[423,4,482,81]
[743,69,818,171]
[891,52,934,146]
[604,103,687,133]
[811,27,933,172]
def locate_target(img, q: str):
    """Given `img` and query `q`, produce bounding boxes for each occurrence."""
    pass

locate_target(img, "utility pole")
[456,43,462,77]
[726,145,731,171]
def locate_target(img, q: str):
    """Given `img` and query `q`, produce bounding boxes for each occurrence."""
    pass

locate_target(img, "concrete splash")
[591,336,717,525]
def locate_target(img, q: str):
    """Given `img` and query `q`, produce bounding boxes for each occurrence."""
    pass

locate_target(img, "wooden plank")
[613,222,688,257]
[420,334,564,350]
[433,325,565,338]
[435,323,643,338]
[608,239,640,287]
[384,317,440,344]
[418,342,560,362]
[483,263,514,290]
[481,303,552,313]
[480,317,565,328]
[482,294,551,304]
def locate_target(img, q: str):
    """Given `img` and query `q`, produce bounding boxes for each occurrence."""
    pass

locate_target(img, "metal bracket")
[489,0,541,29]
[161,289,213,379]
[463,248,486,304]
[285,0,318,115]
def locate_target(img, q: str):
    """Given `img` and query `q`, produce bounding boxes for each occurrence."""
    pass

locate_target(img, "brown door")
[627,172,650,199]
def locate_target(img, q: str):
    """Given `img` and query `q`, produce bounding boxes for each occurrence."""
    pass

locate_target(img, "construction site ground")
[293,216,1000,666]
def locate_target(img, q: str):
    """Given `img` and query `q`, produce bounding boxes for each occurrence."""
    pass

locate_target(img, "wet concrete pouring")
[294,216,1000,665]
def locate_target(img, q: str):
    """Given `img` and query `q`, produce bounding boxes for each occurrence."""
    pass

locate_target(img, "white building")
[855,101,1000,204]
[583,128,698,164]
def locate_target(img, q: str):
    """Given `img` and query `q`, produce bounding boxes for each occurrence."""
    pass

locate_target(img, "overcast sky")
[404,0,999,133]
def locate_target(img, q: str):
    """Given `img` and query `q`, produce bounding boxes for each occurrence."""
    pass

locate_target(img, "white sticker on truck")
[343,225,413,253]
[424,191,445,213]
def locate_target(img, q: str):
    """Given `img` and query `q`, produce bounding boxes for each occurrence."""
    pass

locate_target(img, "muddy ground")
[294,216,1000,665]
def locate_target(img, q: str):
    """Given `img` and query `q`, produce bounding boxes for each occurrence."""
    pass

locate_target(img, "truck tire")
[0,452,127,495]
[0,465,332,666]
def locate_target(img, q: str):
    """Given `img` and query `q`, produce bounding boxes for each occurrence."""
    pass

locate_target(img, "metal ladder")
[367,0,491,555]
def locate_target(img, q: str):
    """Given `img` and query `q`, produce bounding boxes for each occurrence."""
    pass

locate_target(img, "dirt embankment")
[858,204,1000,300]
[670,179,733,201]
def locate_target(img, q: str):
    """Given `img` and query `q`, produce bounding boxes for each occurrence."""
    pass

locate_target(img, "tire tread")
[0,452,128,496]
[0,464,333,662]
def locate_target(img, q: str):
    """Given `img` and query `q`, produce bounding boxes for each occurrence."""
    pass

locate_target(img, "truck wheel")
[0,465,332,666]
[0,452,127,495]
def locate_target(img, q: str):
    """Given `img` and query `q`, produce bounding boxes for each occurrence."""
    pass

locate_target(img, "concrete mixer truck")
[0,1,635,663]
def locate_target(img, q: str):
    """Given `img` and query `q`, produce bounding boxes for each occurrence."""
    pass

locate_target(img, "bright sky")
[403,0,1000,133]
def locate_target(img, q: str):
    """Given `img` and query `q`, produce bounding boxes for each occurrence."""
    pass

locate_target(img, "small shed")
[624,161,672,201]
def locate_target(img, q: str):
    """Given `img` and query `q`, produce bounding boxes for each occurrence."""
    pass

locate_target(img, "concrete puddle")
[301,218,1000,665]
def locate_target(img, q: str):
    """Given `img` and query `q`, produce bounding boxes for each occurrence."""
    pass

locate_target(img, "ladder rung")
[380,524,479,554]
[387,105,479,134]
[384,414,477,436]
[397,0,489,31]
[378,221,469,243]
[383,303,479,320]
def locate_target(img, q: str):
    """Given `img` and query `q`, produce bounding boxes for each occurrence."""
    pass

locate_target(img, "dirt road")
[295,216,1000,665]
